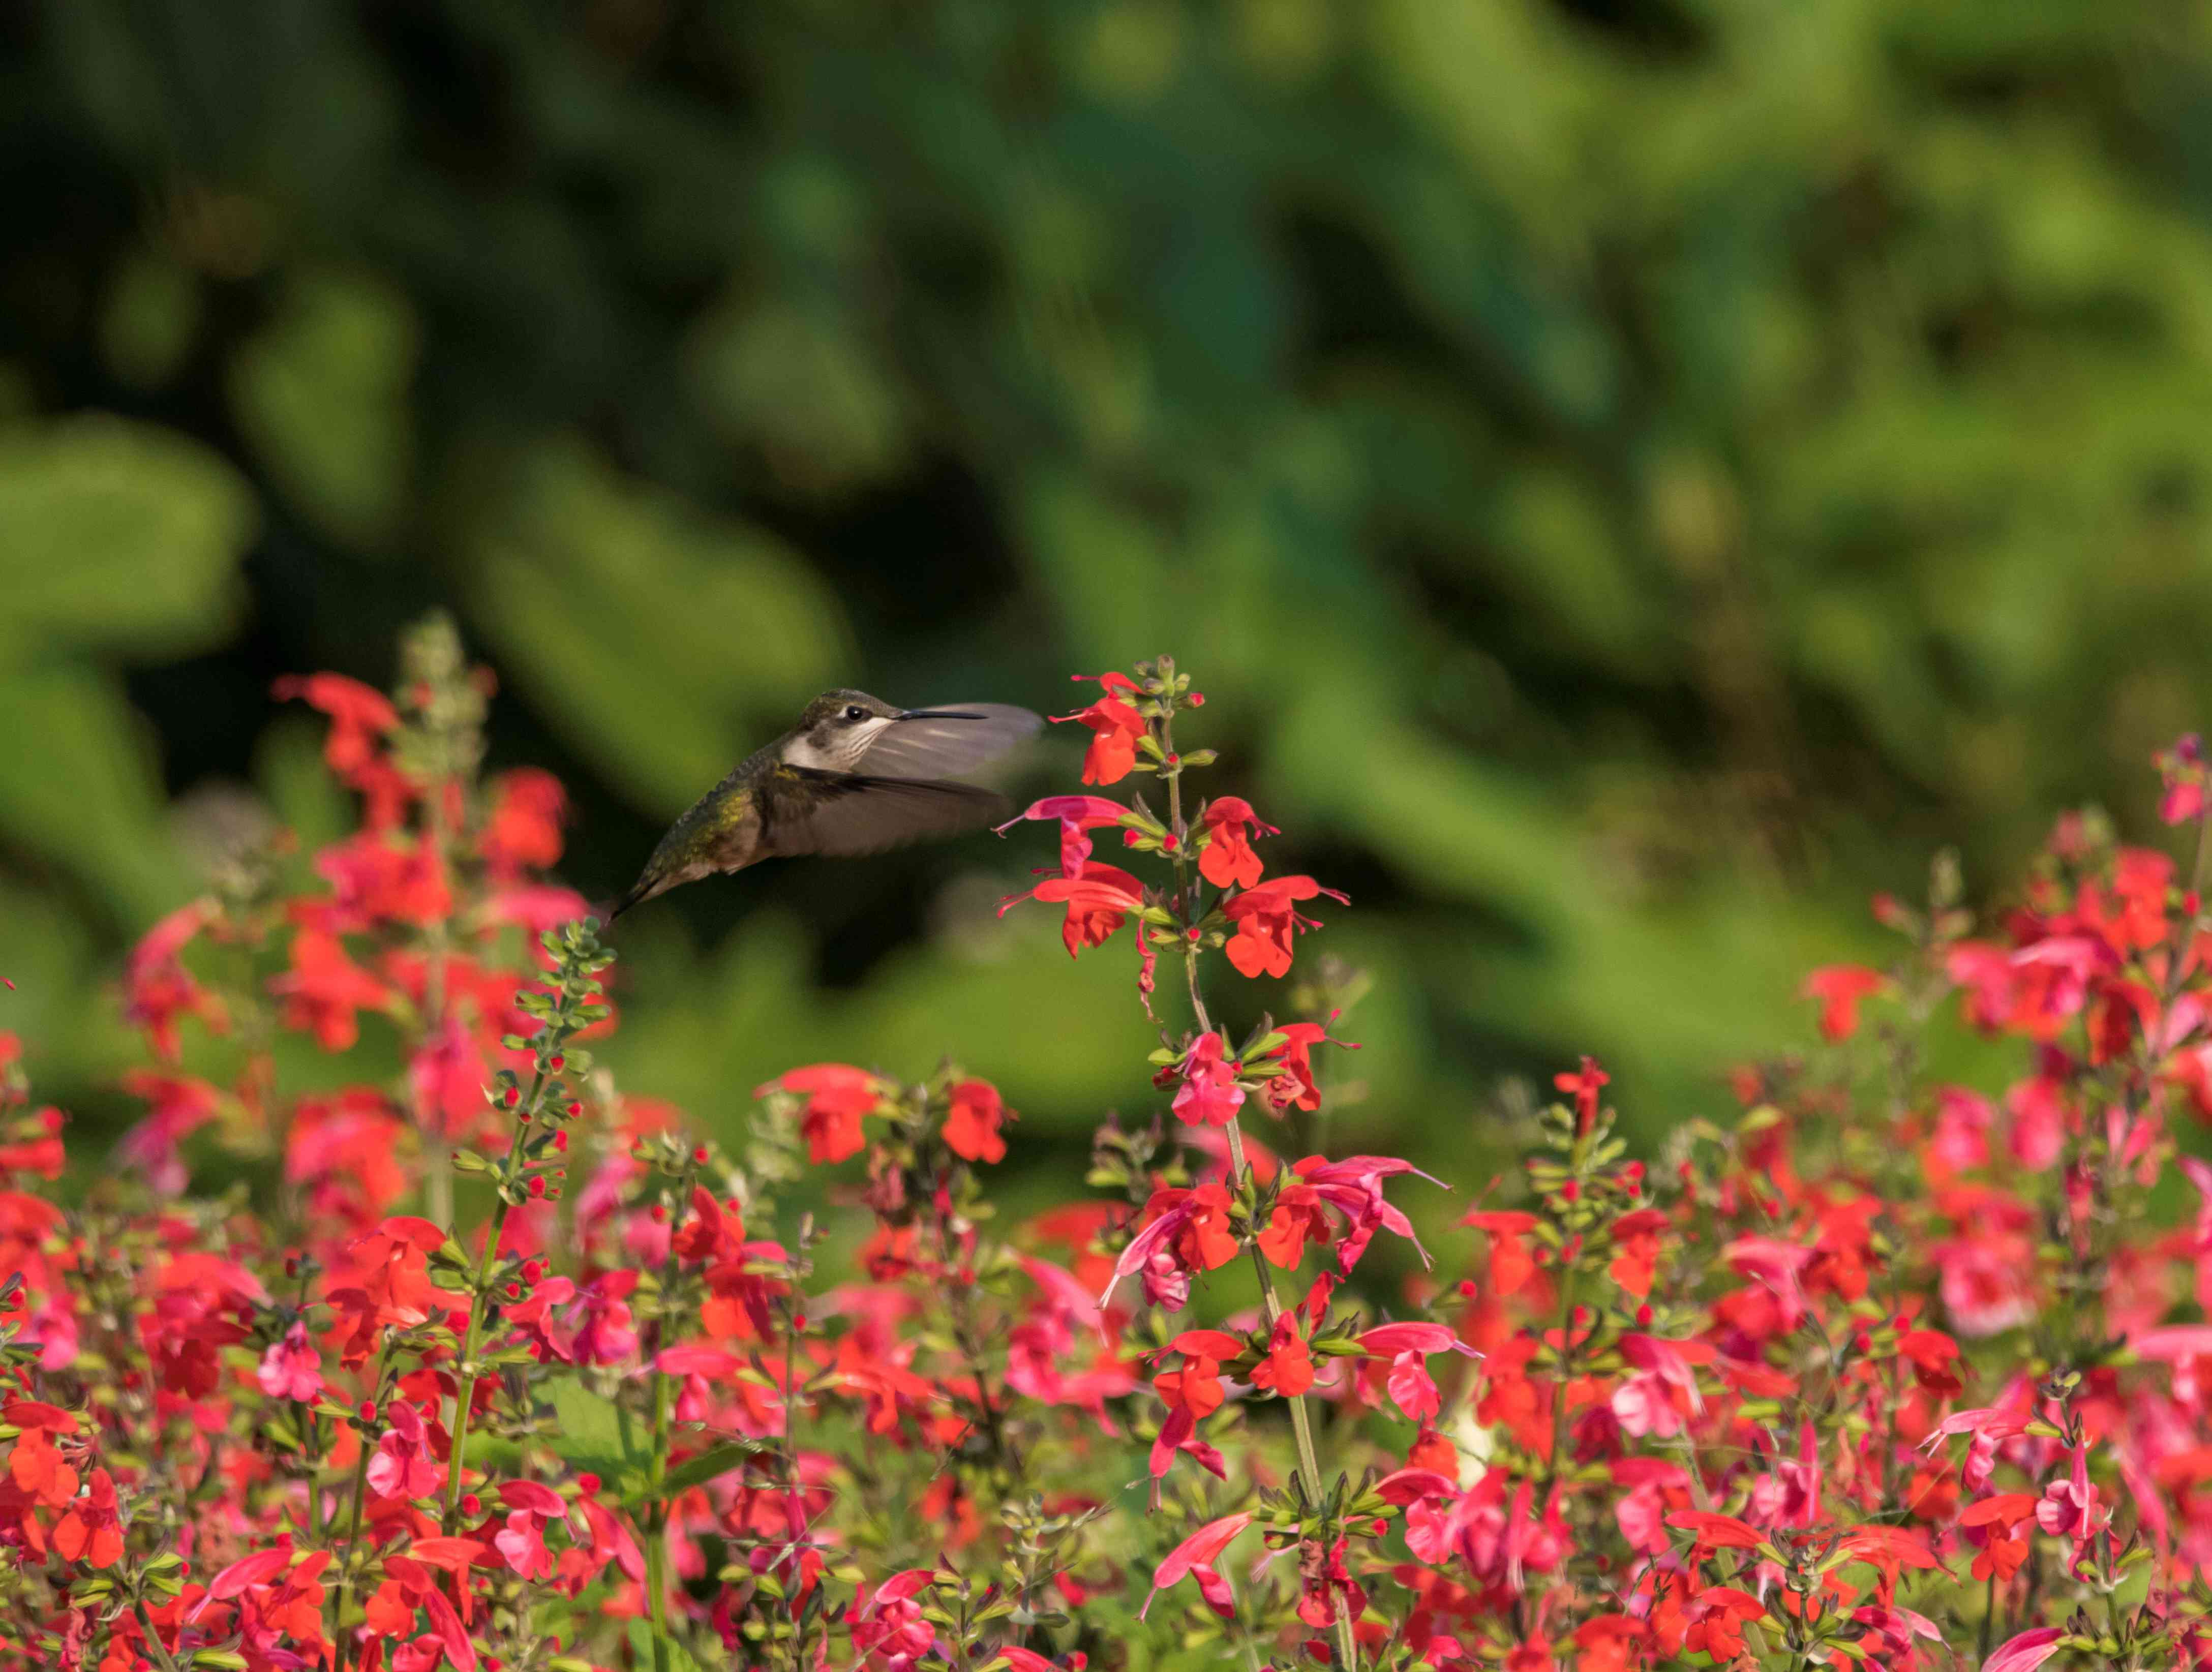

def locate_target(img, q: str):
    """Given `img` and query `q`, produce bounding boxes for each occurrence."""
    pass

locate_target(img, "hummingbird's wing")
[768,770,1011,859]
[853,704,1042,781]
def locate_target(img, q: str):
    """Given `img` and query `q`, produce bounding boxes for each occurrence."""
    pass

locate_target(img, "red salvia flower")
[122,899,225,1061]
[1800,964,1886,1041]
[1197,796,1276,888]
[1221,874,1346,979]
[1252,1314,1315,1397]
[1140,1511,1250,1620]
[1053,673,1147,785]
[758,1064,887,1165]
[942,1078,1011,1164]
[52,1467,122,1568]
[1168,1031,1244,1128]
[270,925,392,1051]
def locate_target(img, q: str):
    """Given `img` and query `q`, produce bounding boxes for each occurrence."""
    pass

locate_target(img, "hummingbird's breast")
[656,773,766,880]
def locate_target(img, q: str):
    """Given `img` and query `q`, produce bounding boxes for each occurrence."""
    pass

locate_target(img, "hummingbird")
[607,690,1043,920]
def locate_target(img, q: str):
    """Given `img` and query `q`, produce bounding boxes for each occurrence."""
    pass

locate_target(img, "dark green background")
[4,1,2207,1209]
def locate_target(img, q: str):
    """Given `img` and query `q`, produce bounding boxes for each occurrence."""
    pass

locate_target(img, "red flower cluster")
[4,637,2212,1672]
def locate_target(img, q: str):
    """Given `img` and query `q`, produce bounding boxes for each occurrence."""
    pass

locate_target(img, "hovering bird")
[608,690,1042,920]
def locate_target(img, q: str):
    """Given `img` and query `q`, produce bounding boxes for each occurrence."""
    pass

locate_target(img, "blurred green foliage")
[5,0,2212,1189]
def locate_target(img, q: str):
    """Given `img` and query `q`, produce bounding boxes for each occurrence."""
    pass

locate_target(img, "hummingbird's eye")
[842,704,867,722]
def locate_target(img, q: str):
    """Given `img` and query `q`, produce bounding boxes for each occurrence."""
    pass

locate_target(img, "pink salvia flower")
[1141,1511,1252,1620]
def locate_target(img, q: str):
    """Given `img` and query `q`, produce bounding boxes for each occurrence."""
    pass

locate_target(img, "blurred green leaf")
[228,270,416,549]
[0,416,253,658]
[0,664,193,923]
[463,439,850,812]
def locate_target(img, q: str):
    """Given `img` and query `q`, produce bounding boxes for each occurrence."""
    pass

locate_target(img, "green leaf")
[463,438,849,813]
[650,1440,766,1501]
[543,1376,650,1500]
[0,414,255,658]
[0,664,195,920]
[626,1619,711,1672]
[227,270,416,549]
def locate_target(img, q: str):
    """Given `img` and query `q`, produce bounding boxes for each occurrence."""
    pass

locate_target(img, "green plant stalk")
[1542,1256,1578,1499]
[442,1062,551,1531]
[646,1369,673,1672]
[1161,706,1358,1672]
[420,776,456,1232]
[331,1347,388,1672]
[133,1599,183,1672]
[642,1162,695,1672]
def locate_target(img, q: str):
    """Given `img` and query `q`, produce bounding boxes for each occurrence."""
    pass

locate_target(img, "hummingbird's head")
[782,689,1011,772]
[781,690,906,771]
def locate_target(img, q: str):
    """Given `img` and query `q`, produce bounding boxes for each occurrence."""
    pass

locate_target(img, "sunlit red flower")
[2036,1445,2106,1543]
[1961,1492,2037,1583]
[1296,1535,1365,1631]
[116,1071,223,1196]
[480,767,567,877]
[1463,1210,1541,1296]
[1983,1628,2066,1672]
[313,829,452,929]
[275,672,398,774]
[257,1322,324,1403]
[1357,1322,1476,1421]
[1054,673,1147,785]
[758,1064,887,1165]
[270,926,392,1052]
[1684,1587,1765,1660]
[52,1467,122,1568]
[1222,874,1346,979]
[1168,1031,1245,1128]
[1931,1222,2037,1337]
[494,1509,553,1581]
[943,1079,1010,1164]
[1553,1055,1608,1132]
[1102,1184,1242,1311]
[2160,734,2207,826]
[1263,1019,1353,1115]
[1801,964,1885,1042]
[1140,1511,1250,1620]
[366,1399,446,1501]
[1606,1206,1668,1299]
[1198,796,1275,888]
[998,862,1146,957]
[1611,1334,1706,1439]
[1252,1314,1314,1397]
[348,1215,447,1328]
[122,899,225,1061]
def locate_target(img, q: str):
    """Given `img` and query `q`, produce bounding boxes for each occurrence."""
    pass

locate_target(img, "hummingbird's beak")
[895,708,988,721]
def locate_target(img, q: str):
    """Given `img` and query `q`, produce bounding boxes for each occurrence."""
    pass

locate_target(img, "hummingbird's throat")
[781,715,897,772]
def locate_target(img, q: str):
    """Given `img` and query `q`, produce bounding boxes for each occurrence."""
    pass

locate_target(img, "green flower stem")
[646,1372,673,1672]
[133,1599,183,1672]
[642,1161,695,1672]
[331,1347,388,1672]
[442,1062,550,1531]
[1161,701,1358,1672]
